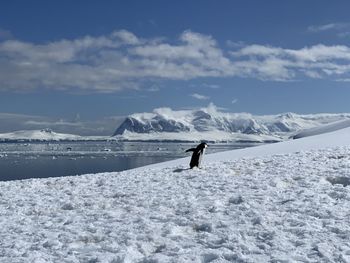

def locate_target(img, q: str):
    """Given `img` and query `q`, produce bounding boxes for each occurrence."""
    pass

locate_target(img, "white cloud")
[0,30,234,92]
[2,29,350,92]
[111,30,140,45]
[307,23,350,32]
[231,98,238,104]
[231,44,350,80]
[308,23,350,39]
[190,93,210,100]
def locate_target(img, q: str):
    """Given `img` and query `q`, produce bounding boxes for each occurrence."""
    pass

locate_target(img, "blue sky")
[1,0,350,129]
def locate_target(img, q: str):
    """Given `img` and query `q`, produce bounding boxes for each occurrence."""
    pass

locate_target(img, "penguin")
[185,142,208,169]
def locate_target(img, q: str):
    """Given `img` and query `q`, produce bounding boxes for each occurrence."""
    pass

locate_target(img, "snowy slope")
[292,119,350,139]
[138,125,350,170]
[1,127,350,261]
[113,104,350,142]
[0,129,107,142]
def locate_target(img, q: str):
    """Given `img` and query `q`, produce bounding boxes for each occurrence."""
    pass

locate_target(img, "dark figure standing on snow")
[185,142,208,169]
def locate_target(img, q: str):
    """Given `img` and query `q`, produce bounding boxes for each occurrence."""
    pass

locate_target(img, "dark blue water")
[0,141,259,181]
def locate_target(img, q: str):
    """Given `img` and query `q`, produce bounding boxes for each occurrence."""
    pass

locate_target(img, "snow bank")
[293,119,350,139]
[1,127,350,262]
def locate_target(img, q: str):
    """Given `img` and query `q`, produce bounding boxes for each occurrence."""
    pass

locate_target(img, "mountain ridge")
[113,104,350,141]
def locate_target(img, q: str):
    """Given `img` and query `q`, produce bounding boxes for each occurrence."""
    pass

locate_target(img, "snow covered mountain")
[113,104,350,142]
[0,128,105,142]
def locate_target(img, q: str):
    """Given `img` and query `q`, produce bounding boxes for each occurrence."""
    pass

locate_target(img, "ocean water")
[0,141,260,181]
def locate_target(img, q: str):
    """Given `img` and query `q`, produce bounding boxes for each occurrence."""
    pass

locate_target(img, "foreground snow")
[1,127,350,262]
[1,147,350,262]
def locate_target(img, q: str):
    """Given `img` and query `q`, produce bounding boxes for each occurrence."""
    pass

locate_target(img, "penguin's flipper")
[185,148,196,152]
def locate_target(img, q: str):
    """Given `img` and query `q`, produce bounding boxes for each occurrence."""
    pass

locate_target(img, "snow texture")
[1,127,350,262]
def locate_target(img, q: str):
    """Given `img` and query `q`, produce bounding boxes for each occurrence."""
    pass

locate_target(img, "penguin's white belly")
[198,149,206,167]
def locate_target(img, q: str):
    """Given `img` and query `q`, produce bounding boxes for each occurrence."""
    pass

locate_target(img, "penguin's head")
[198,142,208,149]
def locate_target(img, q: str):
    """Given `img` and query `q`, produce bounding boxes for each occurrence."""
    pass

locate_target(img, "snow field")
[1,146,350,262]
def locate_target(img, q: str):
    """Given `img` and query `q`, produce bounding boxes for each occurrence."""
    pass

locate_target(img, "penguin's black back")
[186,143,207,168]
